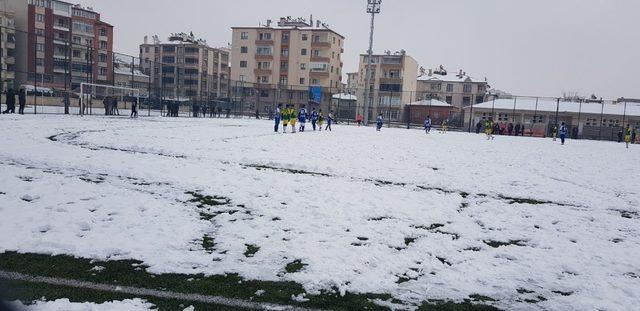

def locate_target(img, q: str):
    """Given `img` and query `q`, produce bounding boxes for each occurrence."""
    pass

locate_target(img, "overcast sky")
[80,0,639,99]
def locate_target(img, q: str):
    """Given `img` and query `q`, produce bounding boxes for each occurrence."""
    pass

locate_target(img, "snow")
[470,98,640,117]
[407,99,452,107]
[332,93,357,101]
[0,114,639,310]
[418,73,483,83]
[7,298,154,310]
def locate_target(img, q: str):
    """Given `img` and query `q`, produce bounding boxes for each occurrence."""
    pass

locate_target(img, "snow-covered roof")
[467,98,640,117]
[407,99,452,107]
[418,73,484,83]
[114,67,148,78]
[332,93,356,100]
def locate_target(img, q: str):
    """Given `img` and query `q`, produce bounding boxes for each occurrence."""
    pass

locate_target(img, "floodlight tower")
[363,0,381,125]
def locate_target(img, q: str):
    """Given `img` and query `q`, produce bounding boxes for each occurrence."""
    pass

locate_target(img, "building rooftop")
[232,16,344,38]
[418,66,486,84]
[467,98,640,117]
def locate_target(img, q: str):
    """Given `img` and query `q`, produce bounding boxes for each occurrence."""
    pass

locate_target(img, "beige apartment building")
[230,17,344,113]
[417,67,489,109]
[139,32,229,102]
[356,51,418,121]
[0,9,16,91]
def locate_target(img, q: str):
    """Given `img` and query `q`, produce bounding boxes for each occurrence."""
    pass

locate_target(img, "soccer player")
[310,108,318,131]
[326,110,334,131]
[424,116,432,134]
[485,118,495,140]
[282,105,290,133]
[317,110,324,131]
[559,122,568,145]
[551,125,558,141]
[298,105,307,132]
[274,104,282,133]
[376,113,384,131]
[625,124,632,148]
[290,105,297,133]
[440,119,449,133]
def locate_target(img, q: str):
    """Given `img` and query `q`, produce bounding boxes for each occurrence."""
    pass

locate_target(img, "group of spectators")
[475,120,526,136]
[1,89,27,115]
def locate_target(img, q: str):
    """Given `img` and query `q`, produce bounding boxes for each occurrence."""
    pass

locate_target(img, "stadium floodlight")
[362,0,382,125]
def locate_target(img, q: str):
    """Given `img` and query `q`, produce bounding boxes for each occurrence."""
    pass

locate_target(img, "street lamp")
[363,0,381,125]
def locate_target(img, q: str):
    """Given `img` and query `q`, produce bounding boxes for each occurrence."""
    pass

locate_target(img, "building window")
[35,58,44,66]
[498,113,509,121]
[463,84,472,93]
[240,46,248,54]
[257,61,270,69]
[239,61,247,68]
[445,96,453,104]
[99,41,108,50]
[99,53,107,62]
[258,32,272,40]
[281,48,289,57]
[162,56,175,63]
[241,32,249,40]
[300,63,306,70]
[36,43,45,52]
[256,46,272,55]
[99,67,107,75]
[311,79,319,85]
[279,76,288,85]
[446,84,453,92]
[162,46,175,53]
[259,76,269,83]
[36,14,44,22]
[100,28,107,36]
[301,48,307,56]
[73,50,80,58]
[463,97,471,106]
[302,34,308,41]
[299,78,305,85]
[282,32,289,42]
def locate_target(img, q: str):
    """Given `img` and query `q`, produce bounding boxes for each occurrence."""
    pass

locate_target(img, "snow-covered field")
[0,115,639,310]
[7,298,156,311]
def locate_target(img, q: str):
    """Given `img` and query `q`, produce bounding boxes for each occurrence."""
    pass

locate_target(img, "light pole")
[363,0,381,126]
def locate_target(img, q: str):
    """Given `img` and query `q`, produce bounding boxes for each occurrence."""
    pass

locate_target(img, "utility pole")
[363,0,381,125]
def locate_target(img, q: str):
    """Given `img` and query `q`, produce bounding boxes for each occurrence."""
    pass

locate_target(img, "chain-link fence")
[1,26,638,142]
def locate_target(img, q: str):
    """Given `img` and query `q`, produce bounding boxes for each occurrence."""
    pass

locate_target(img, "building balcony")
[53,39,68,46]
[255,54,273,61]
[5,42,15,49]
[53,67,67,74]
[254,69,272,75]
[4,56,15,64]
[310,56,330,63]
[379,77,402,84]
[255,40,274,46]
[311,41,331,48]
[309,70,330,78]
[53,25,70,32]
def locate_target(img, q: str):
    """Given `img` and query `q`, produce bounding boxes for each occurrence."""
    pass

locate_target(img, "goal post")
[79,83,141,116]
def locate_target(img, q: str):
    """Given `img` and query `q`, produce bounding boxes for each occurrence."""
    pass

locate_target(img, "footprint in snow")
[21,194,40,202]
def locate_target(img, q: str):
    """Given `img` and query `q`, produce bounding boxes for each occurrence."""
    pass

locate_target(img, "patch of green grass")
[483,240,527,248]
[404,237,417,246]
[243,244,260,258]
[202,235,215,253]
[284,260,307,274]
[468,294,496,302]
[419,299,500,311]
[186,191,230,207]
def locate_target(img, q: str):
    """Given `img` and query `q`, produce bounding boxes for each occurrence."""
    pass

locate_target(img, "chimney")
[458,69,463,77]
[143,35,148,44]
[428,69,432,76]
[316,20,321,28]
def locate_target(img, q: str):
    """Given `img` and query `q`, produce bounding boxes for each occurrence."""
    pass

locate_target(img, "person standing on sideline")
[485,118,495,140]
[376,113,384,131]
[424,116,432,134]
[476,120,482,134]
[130,98,138,118]
[298,105,307,132]
[551,125,558,141]
[356,114,363,127]
[559,122,568,145]
[326,110,334,131]
[282,105,290,133]
[632,127,637,144]
[317,110,324,131]
[18,88,26,115]
[624,124,632,148]
[310,107,318,131]
[274,104,282,133]
[3,89,15,114]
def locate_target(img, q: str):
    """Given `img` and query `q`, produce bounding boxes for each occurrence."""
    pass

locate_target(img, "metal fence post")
[598,101,604,140]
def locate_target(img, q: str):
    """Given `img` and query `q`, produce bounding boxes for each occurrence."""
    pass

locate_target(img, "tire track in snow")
[0,270,321,311]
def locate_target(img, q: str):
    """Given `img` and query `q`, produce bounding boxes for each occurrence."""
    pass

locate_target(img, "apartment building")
[0,9,17,91]
[230,17,344,111]
[346,72,358,92]
[416,67,489,109]
[8,0,114,90]
[139,32,229,101]
[356,51,418,121]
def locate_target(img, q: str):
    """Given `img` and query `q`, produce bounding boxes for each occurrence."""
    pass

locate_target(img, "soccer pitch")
[0,115,638,310]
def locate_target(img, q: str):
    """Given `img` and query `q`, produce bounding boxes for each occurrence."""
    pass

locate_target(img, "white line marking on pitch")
[0,270,322,311]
